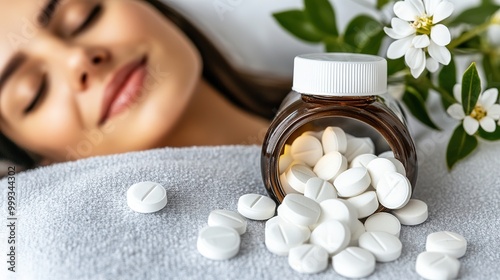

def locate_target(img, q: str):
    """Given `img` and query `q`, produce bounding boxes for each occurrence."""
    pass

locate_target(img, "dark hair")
[0,0,291,168]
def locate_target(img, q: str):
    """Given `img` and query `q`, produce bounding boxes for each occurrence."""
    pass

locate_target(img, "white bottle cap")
[292,53,387,96]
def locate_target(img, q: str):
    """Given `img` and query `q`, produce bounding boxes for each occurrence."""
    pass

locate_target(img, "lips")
[99,56,148,125]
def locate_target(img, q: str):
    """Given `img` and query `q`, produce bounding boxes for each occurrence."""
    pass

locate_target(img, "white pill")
[378,150,394,158]
[345,137,375,162]
[350,153,377,169]
[314,199,358,230]
[333,247,376,278]
[237,193,276,220]
[426,231,467,258]
[286,164,316,193]
[376,172,412,210]
[288,244,329,274]
[207,209,247,235]
[127,181,168,213]
[279,153,294,174]
[386,157,406,176]
[358,231,402,262]
[310,220,350,255]
[283,144,292,155]
[334,167,371,198]
[392,199,428,225]
[321,126,347,154]
[280,172,300,195]
[197,226,240,260]
[349,219,366,246]
[346,191,379,219]
[265,218,311,256]
[364,212,401,238]
[416,251,460,280]
[291,135,324,167]
[304,177,337,202]
[367,158,397,188]
[278,194,321,227]
[313,152,347,181]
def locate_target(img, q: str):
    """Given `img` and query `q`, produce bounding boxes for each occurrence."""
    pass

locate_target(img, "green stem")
[448,21,492,49]
[418,75,456,105]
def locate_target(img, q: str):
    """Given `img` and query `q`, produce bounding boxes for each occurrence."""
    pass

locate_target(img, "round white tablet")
[288,244,329,274]
[426,231,467,258]
[350,153,377,169]
[208,209,247,235]
[313,152,347,181]
[386,157,406,176]
[367,158,397,188]
[237,193,276,220]
[197,226,240,260]
[345,137,376,162]
[310,220,350,255]
[334,167,371,198]
[392,199,428,225]
[364,212,401,238]
[265,218,311,256]
[416,251,460,280]
[322,126,347,154]
[378,150,395,158]
[346,191,379,219]
[291,135,324,167]
[277,194,321,227]
[280,172,300,195]
[376,172,412,209]
[304,177,337,202]
[333,247,376,278]
[279,153,294,174]
[358,231,402,262]
[127,181,167,213]
[286,164,317,193]
[314,199,358,230]
[349,219,366,246]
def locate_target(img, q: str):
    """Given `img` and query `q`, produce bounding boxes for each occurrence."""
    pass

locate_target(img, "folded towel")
[1,119,499,279]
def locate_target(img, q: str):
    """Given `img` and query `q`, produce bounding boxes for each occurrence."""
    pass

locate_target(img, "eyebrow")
[0,54,27,95]
[38,0,61,27]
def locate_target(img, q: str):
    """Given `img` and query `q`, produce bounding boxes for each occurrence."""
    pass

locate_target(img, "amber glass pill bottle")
[261,53,417,204]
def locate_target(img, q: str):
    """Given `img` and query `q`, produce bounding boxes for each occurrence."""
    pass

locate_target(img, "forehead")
[0,0,51,68]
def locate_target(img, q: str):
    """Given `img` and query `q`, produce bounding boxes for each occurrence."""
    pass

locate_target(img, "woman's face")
[0,0,201,162]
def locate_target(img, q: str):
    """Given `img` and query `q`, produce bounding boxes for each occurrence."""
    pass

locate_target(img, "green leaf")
[478,126,500,140]
[304,0,338,36]
[446,125,478,169]
[450,3,500,26]
[438,59,457,109]
[387,57,406,76]
[402,86,440,130]
[273,10,324,42]
[323,37,355,52]
[344,15,384,55]
[461,63,481,115]
[377,0,391,9]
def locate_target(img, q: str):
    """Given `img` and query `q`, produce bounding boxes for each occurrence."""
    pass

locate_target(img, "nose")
[65,47,111,92]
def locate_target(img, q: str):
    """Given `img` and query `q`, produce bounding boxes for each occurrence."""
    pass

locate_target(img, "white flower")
[447,84,500,135]
[384,0,454,78]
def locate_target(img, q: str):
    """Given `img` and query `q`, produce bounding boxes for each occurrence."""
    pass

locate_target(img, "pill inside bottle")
[261,53,418,211]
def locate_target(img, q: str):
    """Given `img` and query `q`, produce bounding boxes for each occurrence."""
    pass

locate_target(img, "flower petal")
[463,116,479,135]
[453,84,462,104]
[384,27,407,39]
[394,1,420,21]
[408,50,426,78]
[387,37,413,59]
[426,57,439,72]
[413,34,430,48]
[480,88,499,110]
[430,24,451,46]
[428,41,451,65]
[424,0,439,16]
[487,104,500,120]
[432,0,454,24]
[447,103,465,120]
[480,117,497,132]
[408,0,425,15]
[405,47,425,69]
[392,18,415,37]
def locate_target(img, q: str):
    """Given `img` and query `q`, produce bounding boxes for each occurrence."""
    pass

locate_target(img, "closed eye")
[24,74,48,114]
[70,4,102,37]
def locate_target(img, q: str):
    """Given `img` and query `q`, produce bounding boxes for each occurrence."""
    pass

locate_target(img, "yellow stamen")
[470,105,487,121]
[412,15,433,35]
